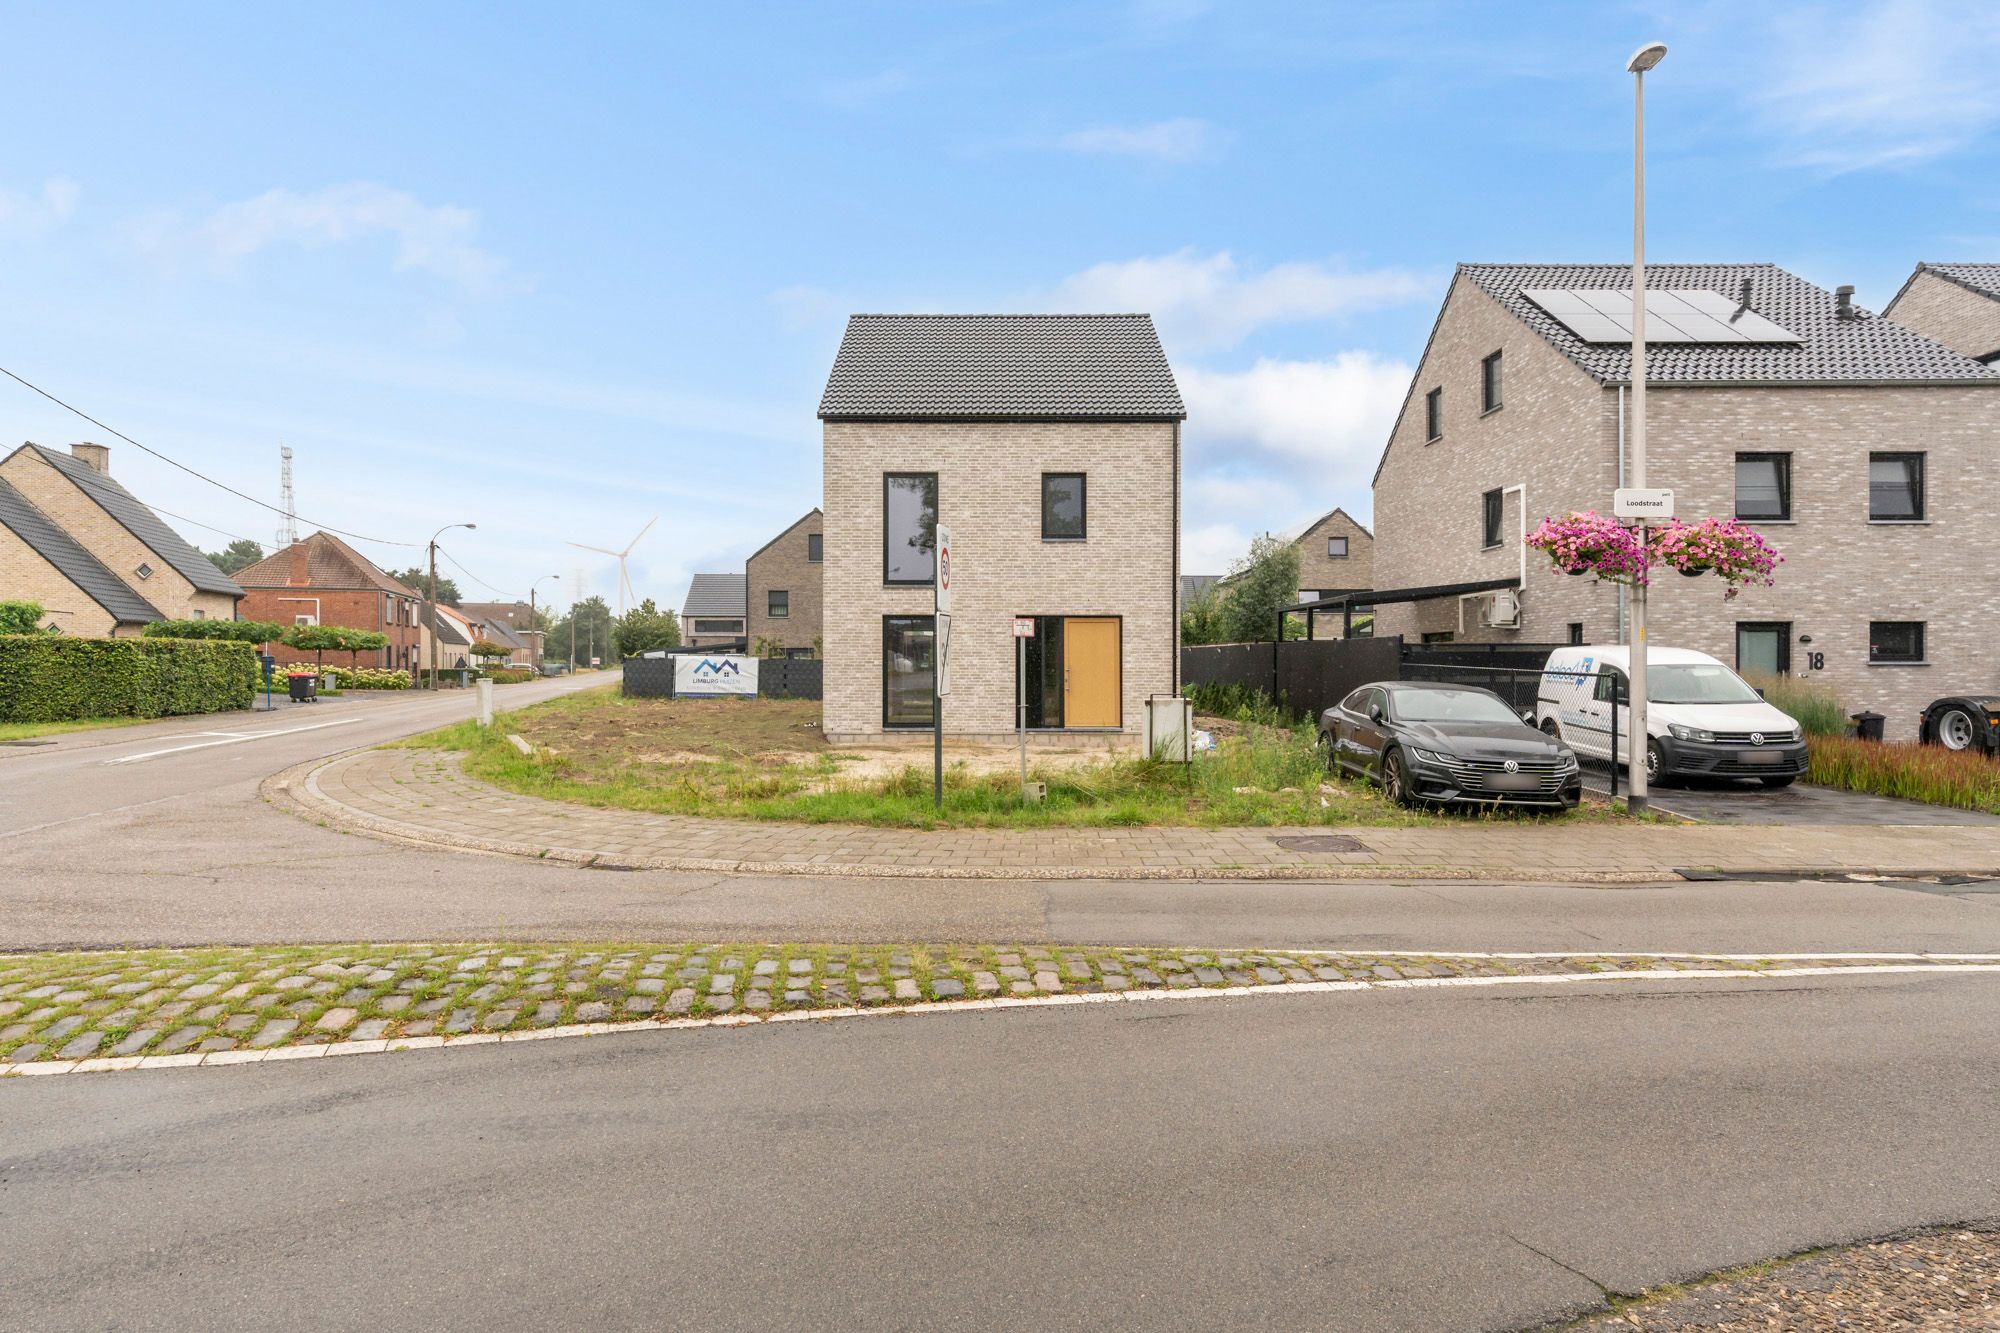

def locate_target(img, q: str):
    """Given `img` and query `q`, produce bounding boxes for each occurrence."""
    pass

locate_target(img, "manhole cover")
[1272,834,1368,854]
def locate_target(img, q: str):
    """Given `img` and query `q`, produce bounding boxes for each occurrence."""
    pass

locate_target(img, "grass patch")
[1807,734,2000,813]
[0,716,156,742]
[398,687,1623,830]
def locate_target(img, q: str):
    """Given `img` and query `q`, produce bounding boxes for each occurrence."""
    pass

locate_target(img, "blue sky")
[4,0,1997,607]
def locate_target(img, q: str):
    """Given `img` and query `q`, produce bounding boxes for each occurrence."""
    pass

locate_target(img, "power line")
[0,364,420,548]
[148,505,266,550]
[435,545,520,600]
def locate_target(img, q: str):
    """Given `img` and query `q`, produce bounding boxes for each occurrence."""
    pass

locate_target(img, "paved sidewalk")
[271,747,2000,883]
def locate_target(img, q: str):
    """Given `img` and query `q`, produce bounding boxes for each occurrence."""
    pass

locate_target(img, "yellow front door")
[1062,617,1121,728]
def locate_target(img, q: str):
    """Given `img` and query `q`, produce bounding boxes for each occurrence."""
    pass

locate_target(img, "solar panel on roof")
[1521,288,1802,345]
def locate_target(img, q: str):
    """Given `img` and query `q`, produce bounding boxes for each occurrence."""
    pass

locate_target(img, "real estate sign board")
[675,654,758,698]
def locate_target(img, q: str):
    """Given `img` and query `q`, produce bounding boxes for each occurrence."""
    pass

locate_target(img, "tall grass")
[1749,675,1848,738]
[1808,735,2000,813]
[1183,681,1291,726]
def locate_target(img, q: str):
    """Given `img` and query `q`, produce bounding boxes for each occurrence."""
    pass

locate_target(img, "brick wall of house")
[0,525,121,636]
[822,420,1177,742]
[1294,509,1373,598]
[746,510,823,653]
[1373,275,2000,737]
[238,586,424,672]
[0,449,236,622]
[1885,272,2000,363]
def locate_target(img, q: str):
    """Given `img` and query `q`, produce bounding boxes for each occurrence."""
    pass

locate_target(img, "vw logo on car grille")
[1750,732,1765,746]
[1503,759,1520,774]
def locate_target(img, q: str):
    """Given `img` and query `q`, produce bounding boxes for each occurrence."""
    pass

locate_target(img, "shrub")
[338,666,414,690]
[0,635,256,723]
[0,601,55,635]
[1808,735,2000,813]
[1751,676,1848,738]
[142,619,284,643]
[1184,681,1291,726]
[480,667,534,684]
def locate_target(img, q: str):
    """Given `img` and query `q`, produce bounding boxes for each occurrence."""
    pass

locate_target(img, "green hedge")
[481,668,534,684]
[0,635,258,723]
[141,619,284,644]
[335,666,413,690]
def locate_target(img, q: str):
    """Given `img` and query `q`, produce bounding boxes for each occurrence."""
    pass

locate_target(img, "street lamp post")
[1625,40,1666,814]
[426,522,477,690]
[529,574,559,673]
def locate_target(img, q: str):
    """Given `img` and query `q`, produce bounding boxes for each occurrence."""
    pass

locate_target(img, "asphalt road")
[5,971,1996,1332]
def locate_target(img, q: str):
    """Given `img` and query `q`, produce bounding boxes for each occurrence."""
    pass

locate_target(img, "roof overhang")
[1283,576,1519,615]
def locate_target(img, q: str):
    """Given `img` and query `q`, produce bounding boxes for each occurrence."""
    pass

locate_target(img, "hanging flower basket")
[1650,518,1783,601]
[1524,511,1649,585]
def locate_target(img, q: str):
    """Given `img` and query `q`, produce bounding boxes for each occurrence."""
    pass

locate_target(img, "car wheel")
[1382,748,1417,807]
[1936,706,1978,752]
[1315,729,1336,769]
[1540,717,1562,742]
[1759,775,1795,788]
[1645,738,1667,786]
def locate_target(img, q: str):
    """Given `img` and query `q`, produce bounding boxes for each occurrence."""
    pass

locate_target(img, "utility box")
[1144,694,1195,763]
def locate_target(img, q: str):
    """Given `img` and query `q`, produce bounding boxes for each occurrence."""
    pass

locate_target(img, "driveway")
[1582,765,2000,826]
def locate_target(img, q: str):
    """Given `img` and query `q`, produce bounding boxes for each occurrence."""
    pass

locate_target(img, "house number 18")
[1805,652,1825,671]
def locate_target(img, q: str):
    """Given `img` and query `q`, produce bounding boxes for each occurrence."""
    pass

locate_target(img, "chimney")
[287,541,310,587]
[69,442,110,475]
[1835,285,1857,319]
[1738,277,1753,311]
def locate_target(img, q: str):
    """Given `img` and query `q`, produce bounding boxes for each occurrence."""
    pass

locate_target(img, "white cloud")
[1182,522,1254,577]
[1047,248,1429,352]
[1179,351,1410,465]
[1756,0,2000,172]
[162,183,518,295]
[0,178,79,231]
[1060,118,1222,163]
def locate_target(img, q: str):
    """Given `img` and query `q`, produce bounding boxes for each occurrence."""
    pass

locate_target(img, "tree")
[1179,585,1230,646]
[205,539,266,575]
[469,638,510,661]
[0,600,55,635]
[546,596,614,666]
[389,568,460,606]
[1220,534,1302,644]
[283,624,388,669]
[614,599,681,658]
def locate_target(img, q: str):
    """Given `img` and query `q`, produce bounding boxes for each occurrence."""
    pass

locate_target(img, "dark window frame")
[1425,387,1443,441]
[806,532,823,563]
[1480,350,1503,413]
[882,613,937,729]
[883,471,939,585]
[1567,622,1585,646]
[1868,620,1925,665]
[1734,451,1792,521]
[1481,488,1504,549]
[1735,621,1792,676]
[767,590,789,618]
[1327,535,1349,559]
[691,618,742,636]
[1041,472,1087,541]
[1868,452,1924,521]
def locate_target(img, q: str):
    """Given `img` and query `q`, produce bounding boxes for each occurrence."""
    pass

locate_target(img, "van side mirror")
[1521,709,1536,724]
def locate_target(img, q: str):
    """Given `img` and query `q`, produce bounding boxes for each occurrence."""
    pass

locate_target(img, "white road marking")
[8,958,1995,1079]
[104,717,361,765]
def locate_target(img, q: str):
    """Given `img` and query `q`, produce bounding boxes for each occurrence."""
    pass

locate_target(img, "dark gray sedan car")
[1320,681,1583,809]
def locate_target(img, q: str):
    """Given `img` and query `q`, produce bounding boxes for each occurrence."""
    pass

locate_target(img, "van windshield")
[1648,664,1762,705]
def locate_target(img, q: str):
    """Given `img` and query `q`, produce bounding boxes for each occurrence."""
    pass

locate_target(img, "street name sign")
[1013,617,1035,638]
[1613,487,1674,520]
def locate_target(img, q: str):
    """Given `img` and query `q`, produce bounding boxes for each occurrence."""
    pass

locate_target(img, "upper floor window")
[1425,388,1443,441]
[135,562,153,580]
[884,472,938,584]
[1327,536,1349,559]
[806,532,823,563]
[1869,453,1923,520]
[1481,488,1504,549]
[768,590,789,618]
[1042,473,1086,540]
[1869,621,1924,664]
[1480,351,1503,413]
[1735,452,1791,520]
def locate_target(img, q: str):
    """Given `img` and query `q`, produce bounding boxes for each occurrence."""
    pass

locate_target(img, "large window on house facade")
[807,532,823,563]
[1734,452,1791,520]
[1425,388,1443,441]
[1041,473,1086,540]
[884,473,938,583]
[1480,351,1503,412]
[1327,536,1348,559]
[693,619,740,636]
[1736,622,1791,677]
[883,616,936,727]
[1481,488,1504,548]
[768,590,789,618]
[1869,621,1924,664]
[1868,453,1924,520]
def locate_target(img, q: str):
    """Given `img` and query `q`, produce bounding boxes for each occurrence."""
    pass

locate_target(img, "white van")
[1537,645,1809,787]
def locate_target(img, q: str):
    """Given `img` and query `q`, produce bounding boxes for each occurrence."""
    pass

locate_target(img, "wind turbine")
[568,517,656,618]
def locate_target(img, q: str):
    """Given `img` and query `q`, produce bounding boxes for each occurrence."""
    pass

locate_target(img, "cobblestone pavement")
[1552,1224,1999,1330]
[277,746,2000,882]
[4,942,1995,1074]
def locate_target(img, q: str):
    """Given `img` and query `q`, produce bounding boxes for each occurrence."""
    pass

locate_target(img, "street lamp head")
[1627,42,1667,73]
[463,522,478,531]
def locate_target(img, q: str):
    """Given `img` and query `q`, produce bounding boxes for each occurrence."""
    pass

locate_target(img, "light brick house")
[680,573,747,649]
[0,474,163,635]
[235,531,424,673]
[1883,264,2000,365]
[0,442,242,628]
[818,314,1183,744]
[744,508,822,656]
[1370,262,2000,739]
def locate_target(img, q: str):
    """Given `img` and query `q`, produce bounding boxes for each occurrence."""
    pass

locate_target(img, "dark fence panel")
[1181,642,1279,697]
[759,658,823,700]
[622,656,675,698]
[1398,644,1565,713]
[1182,637,1404,721]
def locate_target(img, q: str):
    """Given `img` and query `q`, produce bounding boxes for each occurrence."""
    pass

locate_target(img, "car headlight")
[1668,723,1715,743]
[1556,751,1579,770]
[1408,747,1452,765]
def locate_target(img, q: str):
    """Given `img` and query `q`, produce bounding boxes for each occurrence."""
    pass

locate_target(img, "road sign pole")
[933,525,952,810]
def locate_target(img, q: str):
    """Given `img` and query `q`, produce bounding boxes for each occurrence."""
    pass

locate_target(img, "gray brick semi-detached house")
[1370,263,2000,740]
[818,314,1184,745]
[680,572,747,649]
[744,508,823,656]
[1883,264,2000,365]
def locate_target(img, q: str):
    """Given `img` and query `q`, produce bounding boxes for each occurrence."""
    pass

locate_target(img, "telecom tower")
[275,444,299,549]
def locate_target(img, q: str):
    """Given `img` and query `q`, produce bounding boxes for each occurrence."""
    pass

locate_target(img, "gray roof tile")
[1460,263,2000,385]
[819,314,1186,420]
[0,478,161,625]
[28,445,245,596]
[1917,262,2000,303]
[682,572,746,618]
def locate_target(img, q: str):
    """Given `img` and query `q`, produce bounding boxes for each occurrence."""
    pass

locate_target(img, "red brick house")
[234,531,424,674]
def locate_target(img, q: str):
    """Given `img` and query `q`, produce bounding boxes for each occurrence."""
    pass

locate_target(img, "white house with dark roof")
[817,313,1183,744]
[680,572,747,649]
[1884,263,2000,365]
[1370,262,2000,738]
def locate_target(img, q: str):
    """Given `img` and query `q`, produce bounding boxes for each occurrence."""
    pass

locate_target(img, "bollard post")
[477,678,494,727]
